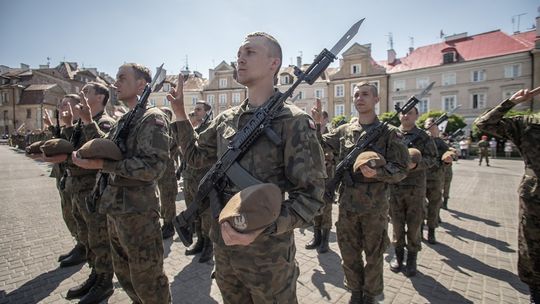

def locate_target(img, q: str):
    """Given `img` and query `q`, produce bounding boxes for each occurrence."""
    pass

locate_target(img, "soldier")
[72,63,172,303]
[474,88,540,303]
[169,32,326,303]
[424,118,453,244]
[312,82,409,303]
[158,107,179,239]
[388,107,437,277]
[306,108,333,254]
[182,100,214,263]
[477,135,490,166]
[441,134,456,210]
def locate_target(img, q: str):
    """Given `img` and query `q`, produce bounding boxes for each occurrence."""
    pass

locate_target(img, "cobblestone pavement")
[0,145,530,303]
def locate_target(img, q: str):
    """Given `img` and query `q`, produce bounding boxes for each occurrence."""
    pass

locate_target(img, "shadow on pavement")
[410,270,474,304]
[448,209,500,227]
[170,257,217,304]
[0,264,83,303]
[310,236,346,301]
[441,222,514,253]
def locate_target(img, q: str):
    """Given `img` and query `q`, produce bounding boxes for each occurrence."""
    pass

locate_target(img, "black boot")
[318,228,330,254]
[58,243,83,262]
[363,294,375,304]
[78,272,114,304]
[198,237,214,263]
[161,222,175,239]
[404,251,417,277]
[531,286,539,304]
[185,226,204,255]
[442,198,448,210]
[390,247,404,273]
[349,291,363,304]
[428,228,437,244]
[66,268,97,300]
[60,244,87,267]
[305,228,321,250]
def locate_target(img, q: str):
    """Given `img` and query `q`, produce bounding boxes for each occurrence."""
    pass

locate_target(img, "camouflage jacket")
[426,137,451,181]
[182,120,212,181]
[320,118,409,214]
[84,107,171,214]
[173,98,326,246]
[394,125,438,188]
[475,99,540,200]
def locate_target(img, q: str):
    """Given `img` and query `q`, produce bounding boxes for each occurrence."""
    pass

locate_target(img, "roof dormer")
[441,46,458,64]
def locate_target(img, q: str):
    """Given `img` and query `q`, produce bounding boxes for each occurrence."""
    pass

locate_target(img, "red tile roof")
[383,30,536,73]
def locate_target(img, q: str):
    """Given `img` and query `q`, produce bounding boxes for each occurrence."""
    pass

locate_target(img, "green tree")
[331,115,349,128]
[378,112,400,127]
[417,111,466,134]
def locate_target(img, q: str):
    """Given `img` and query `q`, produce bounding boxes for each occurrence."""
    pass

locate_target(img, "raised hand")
[310,98,323,124]
[166,73,187,121]
[510,87,540,105]
[43,110,53,127]
[61,103,74,127]
[79,91,92,124]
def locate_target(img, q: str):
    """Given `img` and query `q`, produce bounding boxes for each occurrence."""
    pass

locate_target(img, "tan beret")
[408,148,422,164]
[40,139,74,157]
[219,183,282,233]
[353,151,386,172]
[76,138,122,161]
[25,140,46,154]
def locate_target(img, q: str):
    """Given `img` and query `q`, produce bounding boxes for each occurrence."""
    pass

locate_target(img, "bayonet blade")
[329,18,365,56]
[415,81,435,100]
[150,63,165,91]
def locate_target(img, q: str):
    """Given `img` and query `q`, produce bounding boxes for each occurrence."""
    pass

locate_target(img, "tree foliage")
[417,111,466,134]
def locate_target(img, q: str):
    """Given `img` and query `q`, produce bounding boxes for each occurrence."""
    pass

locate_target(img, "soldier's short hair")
[245,32,282,85]
[322,111,328,119]
[87,82,110,106]
[354,81,379,97]
[64,94,81,104]
[121,63,152,83]
[196,100,211,112]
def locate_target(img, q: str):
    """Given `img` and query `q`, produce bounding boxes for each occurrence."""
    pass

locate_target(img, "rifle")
[402,103,460,147]
[86,64,165,213]
[323,83,435,203]
[173,19,365,247]
[54,109,61,138]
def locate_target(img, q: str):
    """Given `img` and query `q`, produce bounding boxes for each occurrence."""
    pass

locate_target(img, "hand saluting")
[79,91,93,124]
[43,109,53,127]
[310,98,323,124]
[166,73,187,121]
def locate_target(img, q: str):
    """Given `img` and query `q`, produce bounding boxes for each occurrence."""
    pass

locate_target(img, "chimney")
[387,49,396,64]
[408,47,414,55]
[296,56,302,67]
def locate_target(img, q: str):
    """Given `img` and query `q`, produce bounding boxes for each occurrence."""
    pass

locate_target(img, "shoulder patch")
[308,117,316,130]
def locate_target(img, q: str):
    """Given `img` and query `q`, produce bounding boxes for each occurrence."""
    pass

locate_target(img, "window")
[442,95,457,111]
[418,99,429,114]
[443,52,456,64]
[504,64,521,78]
[503,89,518,100]
[191,96,198,105]
[335,104,344,116]
[162,83,170,92]
[416,77,429,89]
[471,70,486,82]
[232,93,241,104]
[219,78,227,88]
[219,94,227,105]
[393,100,405,111]
[163,98,170,106]
[297,91,304,100]
[394,79,405,91]
[314,89,324,99]
[207,94,215,105]
[442,73,456,86]
[26,109,31,119]
[351,101,357,116]
[471,93,486,109]
[351,64,361,75]
[280,75,291,85]
[335,84,344,97]
[149,99,156,106]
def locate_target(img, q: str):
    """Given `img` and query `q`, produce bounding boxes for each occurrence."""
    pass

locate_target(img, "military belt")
[109,176,156,187]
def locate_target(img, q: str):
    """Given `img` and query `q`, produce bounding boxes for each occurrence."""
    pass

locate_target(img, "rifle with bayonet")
[323,83,433,204]
[173,19,365,247]
[54,109,61,138]
[402,102,460,147]
[86,64,165,213]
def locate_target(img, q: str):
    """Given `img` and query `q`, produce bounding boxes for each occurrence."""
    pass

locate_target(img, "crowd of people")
[16,31,539,304]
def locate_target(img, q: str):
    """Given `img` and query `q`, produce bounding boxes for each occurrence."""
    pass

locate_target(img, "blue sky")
[1,0,538,78]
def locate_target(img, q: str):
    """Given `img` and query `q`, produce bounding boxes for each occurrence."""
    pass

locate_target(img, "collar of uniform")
[92,111,104,122]
[400,125,419,135]
[350,117,381,132]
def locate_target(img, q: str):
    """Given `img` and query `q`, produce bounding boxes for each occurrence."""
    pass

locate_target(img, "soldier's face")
[81,85,101,108]
[193,105,205,120]
[400,109,418,127]
[236,36,279,86]
[353,86,379,114]
[115,66,144,101]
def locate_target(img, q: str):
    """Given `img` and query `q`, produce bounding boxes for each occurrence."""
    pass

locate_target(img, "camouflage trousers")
[107,211,171,303]
[313,199,333,229]
[336,209,389,297]
[425,178,443,228]
[518,196,540,289]
[442,166,453,200]
[479,151,489,165]
[159,174,178,224]
[214,234,299,304]
[389,186,425,253]
[184,177,210,237]
[56,177,78,241]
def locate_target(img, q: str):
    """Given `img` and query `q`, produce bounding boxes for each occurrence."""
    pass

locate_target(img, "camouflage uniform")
[320,119,409,297]
[477,139,490,165]
[475,99,540,293]
[442,163,453,206]
[389,126,437,253]
[85,107,172,303]
[425,137,450,229]
[314,125,334,230]
[158,134,179,225]
[63,112,115,275]
[173,99,326,303]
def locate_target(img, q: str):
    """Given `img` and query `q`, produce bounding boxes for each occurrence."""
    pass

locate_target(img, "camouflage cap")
[408,148,422,164]
[353,151,386,172]
[76,138,122,161]
[25,140,46,154]
[218,183,282,233]
[40,138,74,156]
